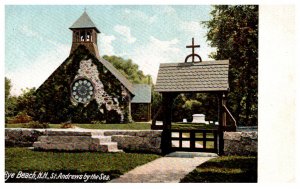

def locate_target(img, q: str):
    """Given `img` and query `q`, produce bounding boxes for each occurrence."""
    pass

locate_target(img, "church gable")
[35,45,131,123]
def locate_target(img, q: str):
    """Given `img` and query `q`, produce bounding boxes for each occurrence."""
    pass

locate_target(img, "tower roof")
[69,11,100,33]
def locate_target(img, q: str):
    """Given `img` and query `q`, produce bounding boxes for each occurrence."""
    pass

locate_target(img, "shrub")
[131,104,148,121]
[60,122,75,128]
[106,110,121,123]
[8,112,33,124]
[23,121,50,129]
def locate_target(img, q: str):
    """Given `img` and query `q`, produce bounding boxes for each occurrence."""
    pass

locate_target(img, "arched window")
[80,31,85,42]
[86,30,92,42]
[74,31,80,42]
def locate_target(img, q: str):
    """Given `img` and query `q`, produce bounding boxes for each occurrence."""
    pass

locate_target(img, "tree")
[103,55,152,84]
[171,93,219,123]
[103,55,162,121]
[203,5,258,126]
[5,77,11,101]
[16,87,37,117]
[5,77,17,117]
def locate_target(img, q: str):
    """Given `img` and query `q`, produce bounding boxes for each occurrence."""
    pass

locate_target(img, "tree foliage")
[5,77,11,100]
[103,55,161,121]
[171,93,219,123]
[16,88,37,117]
[203,5,258,126]
[103,55,152,84]
[5,77,17,118]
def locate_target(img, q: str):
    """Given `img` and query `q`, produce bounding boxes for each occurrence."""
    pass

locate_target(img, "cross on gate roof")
[155,37,229,93]
[185,38,202,63]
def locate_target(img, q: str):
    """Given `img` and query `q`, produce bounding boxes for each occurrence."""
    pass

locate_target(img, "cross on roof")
[184,38,202,63]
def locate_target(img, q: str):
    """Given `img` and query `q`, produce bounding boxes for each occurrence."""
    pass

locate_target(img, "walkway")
[109,152,217,183]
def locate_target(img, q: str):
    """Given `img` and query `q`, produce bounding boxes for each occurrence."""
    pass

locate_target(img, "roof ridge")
[98,57,134,94]
[159,60,229,67]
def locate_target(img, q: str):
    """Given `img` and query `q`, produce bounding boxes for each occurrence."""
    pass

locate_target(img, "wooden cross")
[185,38,202,63]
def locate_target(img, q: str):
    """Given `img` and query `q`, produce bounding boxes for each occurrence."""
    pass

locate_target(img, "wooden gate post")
[218,92,226,155]
[161,93,176,154]
[222,93,227,127]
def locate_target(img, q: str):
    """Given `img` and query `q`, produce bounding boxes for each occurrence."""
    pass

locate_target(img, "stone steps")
[33,131,123,153]
[92,135,111,143]
[98,142,123,153]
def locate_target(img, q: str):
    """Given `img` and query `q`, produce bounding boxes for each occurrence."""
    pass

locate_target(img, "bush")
[60,122,75,129]
[8,112,33,124]
[106,110,121,123]
[132,104,148,121]
[23,121,50,129]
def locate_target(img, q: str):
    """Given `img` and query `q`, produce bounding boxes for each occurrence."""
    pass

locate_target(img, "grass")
[75,123,151,130]
[5,122,216,130]
[5,123,61,129]
[5,147,160,182]
[172,123,217,130]
[5,123,151,130]
[180,155,257,183]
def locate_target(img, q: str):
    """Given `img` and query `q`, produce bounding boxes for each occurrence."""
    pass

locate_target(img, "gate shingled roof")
[155,60,229,92]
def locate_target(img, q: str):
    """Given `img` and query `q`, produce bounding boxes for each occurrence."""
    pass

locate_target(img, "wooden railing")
[223,104,237,129]
[151,105,163,129]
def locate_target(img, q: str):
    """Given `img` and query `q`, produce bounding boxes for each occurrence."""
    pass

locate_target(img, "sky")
[5,5,216,96]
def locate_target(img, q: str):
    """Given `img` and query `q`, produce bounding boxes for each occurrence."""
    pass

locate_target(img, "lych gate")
[153,38,237,155]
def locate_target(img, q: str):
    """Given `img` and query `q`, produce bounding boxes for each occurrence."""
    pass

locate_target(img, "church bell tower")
[69,11,101,58]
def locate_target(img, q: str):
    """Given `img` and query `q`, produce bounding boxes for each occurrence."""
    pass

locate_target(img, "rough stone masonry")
[5,128,162,154]
[224,131,258,156]
[6,128,257,155]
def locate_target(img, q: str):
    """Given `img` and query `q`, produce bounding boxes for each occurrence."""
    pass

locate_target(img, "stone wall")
[5,129,162,154]
[103,130,162,154]
[5,129,45,147]
[224,131,258,156]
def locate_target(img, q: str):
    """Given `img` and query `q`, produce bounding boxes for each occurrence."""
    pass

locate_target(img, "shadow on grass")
[180,156,257,183]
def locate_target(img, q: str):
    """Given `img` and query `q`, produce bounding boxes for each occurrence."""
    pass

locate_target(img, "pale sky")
[5,5,215,96]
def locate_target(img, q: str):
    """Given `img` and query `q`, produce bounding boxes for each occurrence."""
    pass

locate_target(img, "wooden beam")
[147,103,151,122]
[161,93,177,154]
[222,92,227,127]
[218,92,225,155]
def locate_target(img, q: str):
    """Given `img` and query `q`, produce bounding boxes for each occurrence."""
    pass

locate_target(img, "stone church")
[34,11,151,123]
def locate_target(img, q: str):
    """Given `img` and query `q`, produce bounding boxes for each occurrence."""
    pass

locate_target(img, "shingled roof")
[155,60,229,92]
[69,11,100,33]
[132,84,152,103]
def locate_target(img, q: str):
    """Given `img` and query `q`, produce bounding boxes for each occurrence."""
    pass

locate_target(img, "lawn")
[5,122,216,130]
[5,147,160,183]
[172,122,218,130]
[180,155,257,183]
[5,123,61,129]
[5,122,151,130]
